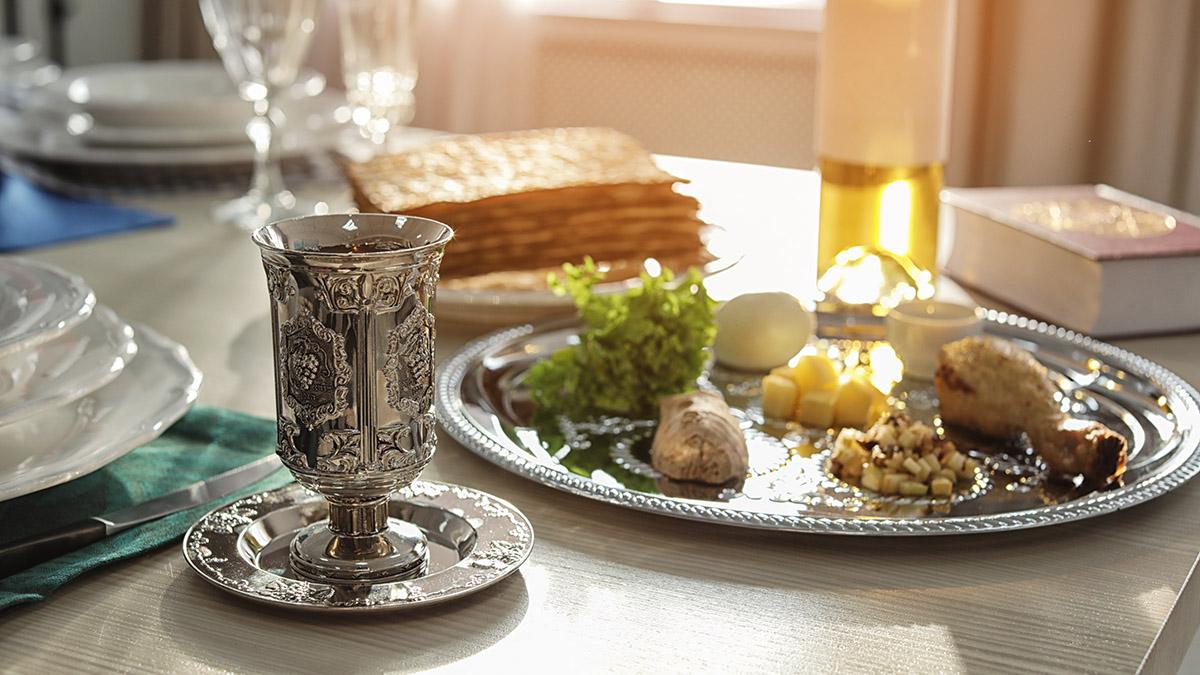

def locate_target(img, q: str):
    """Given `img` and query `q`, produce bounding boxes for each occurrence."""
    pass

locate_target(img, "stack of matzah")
[345,128,710,287]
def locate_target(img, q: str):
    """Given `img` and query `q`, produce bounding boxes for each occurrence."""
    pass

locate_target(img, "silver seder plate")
[436,311,1200,535]
[183,481,534,611]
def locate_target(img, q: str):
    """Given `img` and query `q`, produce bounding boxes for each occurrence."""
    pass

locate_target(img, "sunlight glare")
[878,179,912,257]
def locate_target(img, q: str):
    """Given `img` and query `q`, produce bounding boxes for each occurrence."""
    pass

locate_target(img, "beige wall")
[407,2,822,169]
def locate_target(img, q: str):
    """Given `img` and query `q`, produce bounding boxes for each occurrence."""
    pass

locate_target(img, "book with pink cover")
[943,185,1200,337]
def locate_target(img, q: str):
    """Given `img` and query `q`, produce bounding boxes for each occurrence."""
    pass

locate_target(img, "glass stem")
[248,96,286,198]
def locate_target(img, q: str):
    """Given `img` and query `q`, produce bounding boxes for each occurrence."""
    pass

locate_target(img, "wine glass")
[199,0,319,231]
[337,0,418,150]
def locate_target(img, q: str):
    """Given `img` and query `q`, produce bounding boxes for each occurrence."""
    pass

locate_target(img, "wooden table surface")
[1,156,1197,674]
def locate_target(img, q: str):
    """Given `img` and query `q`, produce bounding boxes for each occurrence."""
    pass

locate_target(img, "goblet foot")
[213,189,316,232]
[289,518,429,583]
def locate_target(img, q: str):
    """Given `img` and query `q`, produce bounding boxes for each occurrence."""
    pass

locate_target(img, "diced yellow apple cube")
[833,375,885,429]
[796,389,837,429]
[790,354,839,394]
[930,477,954,497]
[880,472,906,495]
[842,459,865,479]
[861,465,884,491]
[945,451,966,473]
[832,437,868,469]
[832,443,854,466]
[902,457,924,477]
[960,458,980,480]
[920,454,941,475]
[761,374,798,419]
[899,481,929,497]
[770,365,797,380]
[917,464,933,482]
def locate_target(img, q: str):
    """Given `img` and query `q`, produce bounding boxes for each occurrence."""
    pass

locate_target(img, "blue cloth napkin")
[0,174,173,251]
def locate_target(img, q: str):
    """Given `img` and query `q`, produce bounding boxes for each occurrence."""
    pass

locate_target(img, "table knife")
[0,454,283,579]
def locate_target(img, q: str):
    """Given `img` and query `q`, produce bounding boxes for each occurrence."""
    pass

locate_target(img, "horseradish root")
[651,391,749,484]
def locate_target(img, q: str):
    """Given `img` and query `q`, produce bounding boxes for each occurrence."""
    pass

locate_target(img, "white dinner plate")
[77,120,249,148]
[0,322,202,501]
[0,97,344,167]
[1,85,348,168]
[0,282,21,342]
[0,257,95,358]
[72,89,346,149]
[0,305,137,425]
[37,61,326,129]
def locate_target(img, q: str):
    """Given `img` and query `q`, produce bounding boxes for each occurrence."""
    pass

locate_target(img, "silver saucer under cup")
[183,481,534,611]
[252,213,452,583]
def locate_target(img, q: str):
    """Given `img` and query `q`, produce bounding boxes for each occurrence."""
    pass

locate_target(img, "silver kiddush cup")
[252,214,453,583]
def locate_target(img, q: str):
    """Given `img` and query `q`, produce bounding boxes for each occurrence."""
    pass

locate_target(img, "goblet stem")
[327,497,390,537]
[247,98,286,202]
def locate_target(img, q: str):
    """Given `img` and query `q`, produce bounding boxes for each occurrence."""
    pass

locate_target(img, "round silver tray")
[436,311,1200,535]
[183,481,534,611]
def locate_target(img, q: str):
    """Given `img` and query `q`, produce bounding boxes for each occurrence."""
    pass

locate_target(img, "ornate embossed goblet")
[252,214,452,582]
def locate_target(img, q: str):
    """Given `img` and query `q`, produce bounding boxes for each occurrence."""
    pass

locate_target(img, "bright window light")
[657,0,816,6]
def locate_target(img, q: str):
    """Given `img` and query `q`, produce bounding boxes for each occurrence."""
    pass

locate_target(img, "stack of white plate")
[0,257,202,501]
[0,60,346,195]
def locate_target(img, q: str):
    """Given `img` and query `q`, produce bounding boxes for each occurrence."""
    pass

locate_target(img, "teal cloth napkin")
[0,405,292,611]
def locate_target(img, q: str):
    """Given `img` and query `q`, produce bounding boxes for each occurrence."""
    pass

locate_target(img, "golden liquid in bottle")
[817,158,943,279]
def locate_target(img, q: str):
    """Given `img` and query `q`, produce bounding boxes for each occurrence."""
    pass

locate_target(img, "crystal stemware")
[200,0,319,231]
[337,0,418,150]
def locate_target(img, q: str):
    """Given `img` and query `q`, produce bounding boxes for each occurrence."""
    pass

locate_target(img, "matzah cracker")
[342,127,712,286]
[347,127,682,214]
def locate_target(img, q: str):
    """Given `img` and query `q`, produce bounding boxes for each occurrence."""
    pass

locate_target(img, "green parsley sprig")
[525,258,716,418]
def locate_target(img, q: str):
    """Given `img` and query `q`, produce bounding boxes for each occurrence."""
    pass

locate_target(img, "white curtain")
[412,0,536,133]
[948,0,1200,212]
[304,0,536,134]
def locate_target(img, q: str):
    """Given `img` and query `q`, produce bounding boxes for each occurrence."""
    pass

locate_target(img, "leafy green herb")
[528,411,659,493]
[525,258,716,418]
